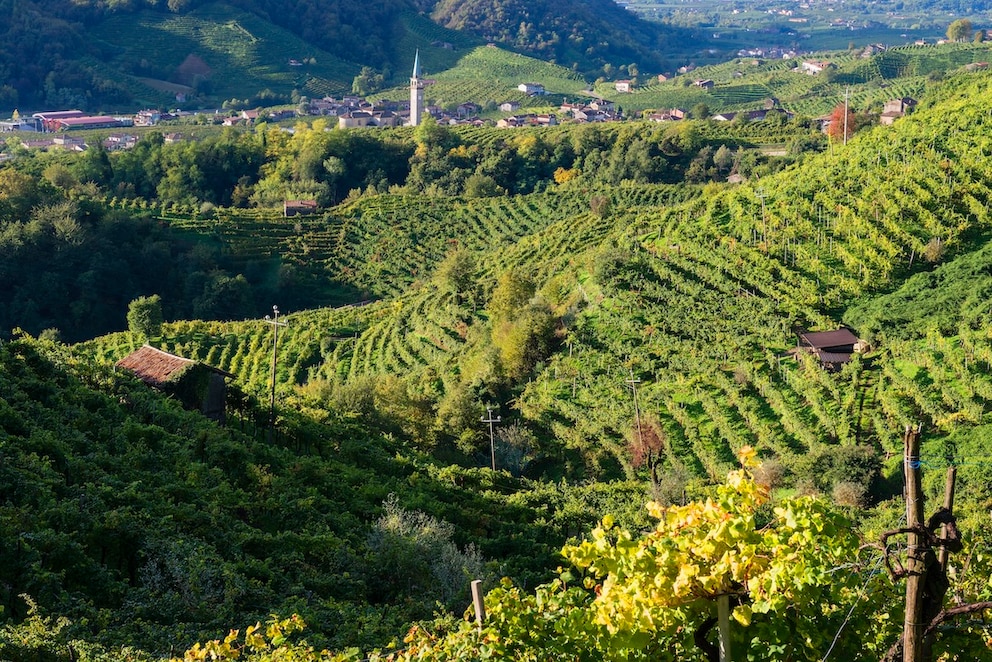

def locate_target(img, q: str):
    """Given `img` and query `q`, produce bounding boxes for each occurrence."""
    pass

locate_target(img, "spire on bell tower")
[410,49,426,126]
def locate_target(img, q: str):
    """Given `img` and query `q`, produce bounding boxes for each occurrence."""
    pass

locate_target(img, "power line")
[481,406,501,471]
[820,554,885,662]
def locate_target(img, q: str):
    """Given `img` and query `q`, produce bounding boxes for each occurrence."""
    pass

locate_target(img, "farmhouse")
[497,113,558,128]
[649,108,687,122]
[284,200,319,217]
[693,79,714,89]
[517,82,546,95]
[456,102,481,118]
[134,110,162,126]
[880,97,917,125]
[102,134,138,151]
[614,79,633,93]
[117,345,233,423]
[788,327,866,371]
[801,60,833,75]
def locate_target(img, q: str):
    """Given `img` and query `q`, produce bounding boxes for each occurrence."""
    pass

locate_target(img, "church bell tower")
[410,50,425,126]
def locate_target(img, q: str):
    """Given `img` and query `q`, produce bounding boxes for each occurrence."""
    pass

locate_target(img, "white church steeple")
[410,49,426,126]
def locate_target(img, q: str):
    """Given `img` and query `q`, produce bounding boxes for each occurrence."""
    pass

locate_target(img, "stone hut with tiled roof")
[117,345,233,423]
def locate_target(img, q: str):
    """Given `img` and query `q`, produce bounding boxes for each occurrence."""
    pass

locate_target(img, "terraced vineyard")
[376,45,590,108]
[600,42,992,117]
[153,187,627,299]
[89,1,358,101]
[507,72,992,478]
[73,71,992,493]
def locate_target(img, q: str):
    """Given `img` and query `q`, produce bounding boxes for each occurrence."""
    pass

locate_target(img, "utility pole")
[264,305,287,440]
[903,423,924,662]
[481,406,501,471]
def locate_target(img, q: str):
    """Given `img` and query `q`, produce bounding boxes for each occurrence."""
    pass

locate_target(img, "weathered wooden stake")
[903,424,924,662]
[937,466,957,573]
[471,579,486,630]
[718,594,732,662]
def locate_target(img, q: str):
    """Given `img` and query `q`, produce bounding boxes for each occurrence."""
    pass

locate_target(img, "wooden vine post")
[902,424,924,662]
[881,424,985,662]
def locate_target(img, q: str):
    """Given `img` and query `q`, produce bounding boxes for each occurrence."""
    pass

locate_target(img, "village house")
[117,345,233,423]
[517,82,546,95]
[284,200,319,217]
[497,113,557,128]
[614,79,633,93]
[102,134,138,151]
[456,102,481,118]
[338,110,373,128]
[266,109,297,122]
[134,110,162,126]
[499,101,521,113]
[801,60,834,75]
[880,97,917,125]
[371,110,399,127]
[307,98,346,116]
[648,108,688,122]
[20,138,58,150]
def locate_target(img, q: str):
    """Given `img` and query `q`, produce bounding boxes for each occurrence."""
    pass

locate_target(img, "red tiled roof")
[117,345,195,386]
[57,116,120,127]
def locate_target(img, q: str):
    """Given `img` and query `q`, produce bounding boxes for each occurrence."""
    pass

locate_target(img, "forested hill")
[0,0,694,111]
[425,0,687,72]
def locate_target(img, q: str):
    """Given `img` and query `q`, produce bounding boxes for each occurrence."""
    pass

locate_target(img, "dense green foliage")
[427,0,700,74]
[0,333,652,655]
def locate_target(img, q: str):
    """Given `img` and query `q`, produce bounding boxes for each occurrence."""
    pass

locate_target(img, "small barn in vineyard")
[789,327,866,371]
[117,345,233,423]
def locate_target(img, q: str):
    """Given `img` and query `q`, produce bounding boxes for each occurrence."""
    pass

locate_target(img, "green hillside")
[606,42,992,116]
[7,65,992,660]
[87,3,361,105]
[71,69,992,487]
